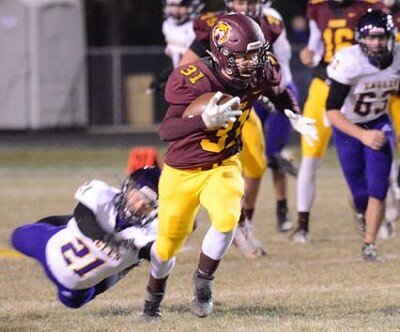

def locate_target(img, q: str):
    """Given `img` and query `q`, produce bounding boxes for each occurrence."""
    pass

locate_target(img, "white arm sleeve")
[307,20,324,67]
[272,28,293,86]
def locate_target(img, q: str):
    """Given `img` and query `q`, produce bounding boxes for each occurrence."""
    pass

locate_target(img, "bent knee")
[212,210,239,233]
[155,236,187,261]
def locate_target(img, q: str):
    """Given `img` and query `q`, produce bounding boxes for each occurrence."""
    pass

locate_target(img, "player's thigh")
[302,78,332,157]
[157,165,201,240]
[200,159,244,233]
[333,128,366,191]
[239,111,266,179]
[366,146,392,200]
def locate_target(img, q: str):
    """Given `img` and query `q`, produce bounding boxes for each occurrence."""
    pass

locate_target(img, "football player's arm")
[73,203,106,239]
[159,104,206,141]
[263,85,300,114]
[326,80,386,150]
[300,20,323,67]
[272,28,293,87]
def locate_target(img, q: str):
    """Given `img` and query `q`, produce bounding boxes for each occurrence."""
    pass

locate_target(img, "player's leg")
[11,222,95,308]
[142,164,200,320]
[381,95,400,238]
[362,120,393,261]
[264,109,295,232]
[35,215,72,226]
[237,111,267,258]
[291,78,331,243]
[194,156,244,317]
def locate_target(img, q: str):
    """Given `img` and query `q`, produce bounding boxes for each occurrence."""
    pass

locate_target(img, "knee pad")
[155,235,187,261]
[211,209,239,233]
[59,288,95,309]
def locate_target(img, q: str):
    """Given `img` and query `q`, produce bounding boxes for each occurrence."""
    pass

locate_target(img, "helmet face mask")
[225,0,262,20]
[115,167,160,228]
[210,14,270,88]
[356,10,395,69]
[163,0,204,24]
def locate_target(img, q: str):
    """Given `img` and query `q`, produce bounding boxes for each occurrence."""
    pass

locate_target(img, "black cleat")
[140,288,164,322]
[191,272,213,317]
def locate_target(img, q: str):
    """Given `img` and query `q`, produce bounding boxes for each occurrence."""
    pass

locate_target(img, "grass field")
[1,146,400,332]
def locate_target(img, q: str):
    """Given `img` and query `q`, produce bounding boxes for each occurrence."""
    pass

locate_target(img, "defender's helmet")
[356,9,395,69]
[114,166,160,228]
[225,0,262,20]
[210,13,270,88]
[163,0,204,24]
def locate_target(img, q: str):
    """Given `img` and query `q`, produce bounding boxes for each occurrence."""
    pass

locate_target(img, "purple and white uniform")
[327,43,400,211]
[11,180,157,308]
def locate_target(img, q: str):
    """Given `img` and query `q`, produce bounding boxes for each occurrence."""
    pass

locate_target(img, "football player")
[178,0,300,259]
[11,167,165,308]
[292,0,384,244]
[147,0,204,93]
[163,0,203,68]
[141,13,317,320]
[326,9,400,261]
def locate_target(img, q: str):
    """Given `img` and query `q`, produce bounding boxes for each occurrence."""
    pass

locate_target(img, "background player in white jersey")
[147,0,203,94]
[11,167,167,308]
[162,0,204,68]
[326,9,399,261]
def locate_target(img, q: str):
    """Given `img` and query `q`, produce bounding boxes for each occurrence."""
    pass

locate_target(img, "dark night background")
[84,0,309,47]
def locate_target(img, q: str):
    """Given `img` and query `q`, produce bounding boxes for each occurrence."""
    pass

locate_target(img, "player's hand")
[361,130,387,150]
[284,109,319,146]
[299,47,315,67]
[258,95,276,112]
[201,91,242,129]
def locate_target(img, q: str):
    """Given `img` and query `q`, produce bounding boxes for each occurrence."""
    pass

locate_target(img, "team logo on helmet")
[212,21,232,45]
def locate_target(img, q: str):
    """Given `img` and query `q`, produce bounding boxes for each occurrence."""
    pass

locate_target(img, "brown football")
[182,92,239,118]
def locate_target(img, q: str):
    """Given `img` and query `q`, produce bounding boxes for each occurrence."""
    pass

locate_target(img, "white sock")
[150,244,176,279]
[297,156,322,212]
[201,225,235,261]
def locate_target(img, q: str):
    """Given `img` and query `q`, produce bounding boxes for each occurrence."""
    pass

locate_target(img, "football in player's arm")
[11,167,163,308]
[325,9,400,262]
[140,13,317,321]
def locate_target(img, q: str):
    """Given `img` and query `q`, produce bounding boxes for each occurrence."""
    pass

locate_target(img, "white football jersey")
[264,7,294,86]
[162,17,196,68]
[327,44,400,124]
[45,180,157,290]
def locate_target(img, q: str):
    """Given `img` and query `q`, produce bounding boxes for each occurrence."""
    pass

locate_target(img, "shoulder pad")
[193,11,223,41]
[265,52,282,86]
[165,62,212,105]
[309,0,326,5]
[327,46,360,85]
[263,7,283,22]
[361,0,380,4]
[75,180,119,214]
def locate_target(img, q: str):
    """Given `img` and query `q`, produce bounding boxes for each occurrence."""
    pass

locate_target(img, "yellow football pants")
[154,155,244,261]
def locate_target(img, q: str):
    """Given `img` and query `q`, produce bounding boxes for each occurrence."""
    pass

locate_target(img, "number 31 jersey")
[327,44,400,124]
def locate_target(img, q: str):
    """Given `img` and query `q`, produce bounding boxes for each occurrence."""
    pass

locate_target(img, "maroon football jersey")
[161,57,282,169]
[392,8,400,41]
[307,0,384,65]
[192,10,283,53]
